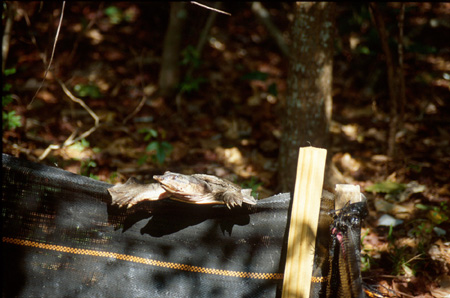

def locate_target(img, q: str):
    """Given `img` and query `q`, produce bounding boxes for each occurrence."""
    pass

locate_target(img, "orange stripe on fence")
[2,237,284,280]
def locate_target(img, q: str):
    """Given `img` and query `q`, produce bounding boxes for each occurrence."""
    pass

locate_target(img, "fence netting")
[2,154,291,298]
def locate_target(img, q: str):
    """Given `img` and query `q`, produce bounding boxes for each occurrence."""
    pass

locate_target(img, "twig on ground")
[38,79,100,160]
[122,92,149,124]
[2,137,34,157]
[19,2,100,161]
[190,1,231,16]
[57,79,99,126]
[29,1,66,109]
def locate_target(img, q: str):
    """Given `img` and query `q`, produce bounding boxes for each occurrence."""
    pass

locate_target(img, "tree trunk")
[158,2,188,97]
[278,2,335,193]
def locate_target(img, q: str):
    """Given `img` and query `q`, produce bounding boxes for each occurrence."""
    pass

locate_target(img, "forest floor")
[2,3,450,297]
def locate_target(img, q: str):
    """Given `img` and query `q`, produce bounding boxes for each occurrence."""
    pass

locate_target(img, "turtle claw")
[222,190,243,209]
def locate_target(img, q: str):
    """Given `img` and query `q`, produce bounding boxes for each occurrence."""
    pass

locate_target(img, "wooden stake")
[282,147,327,298]
[335,184,362,209]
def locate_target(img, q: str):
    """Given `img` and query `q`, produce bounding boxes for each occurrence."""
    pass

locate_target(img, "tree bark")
[158,2,188,97]
[278,2,335,193]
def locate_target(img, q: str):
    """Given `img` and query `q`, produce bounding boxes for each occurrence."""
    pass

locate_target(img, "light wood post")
[335,184,363,209]
[282,147,327,298]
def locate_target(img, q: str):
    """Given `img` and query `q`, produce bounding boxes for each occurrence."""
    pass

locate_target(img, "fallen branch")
[57,79,99,126]
[251,2,290,57]
[190,1,231,16]
[18,2,99,161]
[122,92,149,124]
[29,1,66,109]
[38,79,100,160]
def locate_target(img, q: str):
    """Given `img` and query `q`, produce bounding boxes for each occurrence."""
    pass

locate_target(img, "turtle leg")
[108,178,168,208]
[240,188,257,205]
[221,190,243,209]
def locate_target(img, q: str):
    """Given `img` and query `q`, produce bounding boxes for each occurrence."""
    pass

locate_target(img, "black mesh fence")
[2,154,291,298]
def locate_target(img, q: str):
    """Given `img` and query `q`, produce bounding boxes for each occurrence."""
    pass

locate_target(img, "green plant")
[416,202,449,225]
[386,220,423,276]
[104,6,122,24]
[80,159,99,180]
[2,68,22,130]
[179,76,207,93]
[360,229,374,272]
[387,224,395,243]
[181,45,201,69]
[366,181,406,194]
[74,83,102,98]
[241,177,262,198]
[241,71,269,81]
[407,163,422,173]
[3,110,22,130]
[104,5,136,25]
[382,217,428,277]
[365,180,406,200]
[240,70,278,99]
[407,219,435,260]
[67,139,100,179]
[413,203,449,239]
[106,171,119,184]
[179,45,206,94]
[139,128,173,165]
[414,221,434,236]
[390,246,418,277]
[268,82,278,96]
[3,68,15,76]
[69,138,91,152]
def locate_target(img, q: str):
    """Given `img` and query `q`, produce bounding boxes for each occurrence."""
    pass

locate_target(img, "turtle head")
[153,171,211,196]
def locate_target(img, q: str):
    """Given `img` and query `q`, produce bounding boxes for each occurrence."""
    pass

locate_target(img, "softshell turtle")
[108,171,257,209]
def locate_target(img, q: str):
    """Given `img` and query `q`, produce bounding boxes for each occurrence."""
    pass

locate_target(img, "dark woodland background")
[2,2,450,297]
